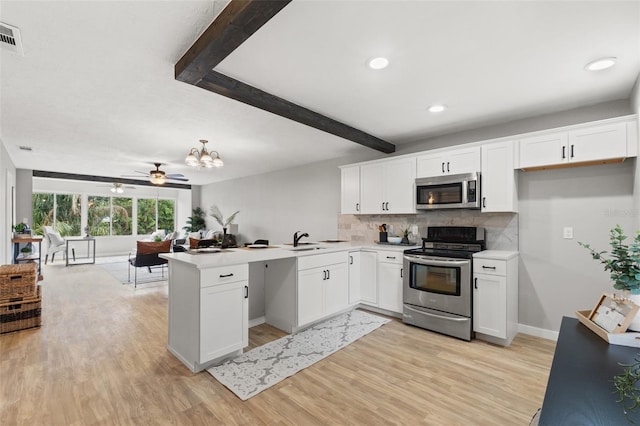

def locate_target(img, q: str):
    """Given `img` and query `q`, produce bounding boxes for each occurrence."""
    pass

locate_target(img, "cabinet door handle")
[322,270,326,280]
[327,269,330,280]
[386,256,396,260]
[562,146,566,159]
[356,203,360,212]
[381,202,385,211]
[219,273,234,278]
[349,255,353,265]
[400,268,403,278]
[447,162,450,173]
[385,202,389,211]
[570,144,574,158]
[442,162,445,173]
[481,265,496,270]
[474,278,478,289]
[245,285,249,299]
[482,197,486,208]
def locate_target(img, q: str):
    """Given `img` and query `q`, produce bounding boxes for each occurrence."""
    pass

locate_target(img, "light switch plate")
[563,227,573,239]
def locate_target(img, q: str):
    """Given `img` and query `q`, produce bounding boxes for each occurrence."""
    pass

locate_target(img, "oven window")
[410,263,461,296]
[417,183,463,205]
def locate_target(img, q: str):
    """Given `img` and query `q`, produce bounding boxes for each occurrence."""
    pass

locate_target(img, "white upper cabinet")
[416,146,481,178]
[360,157,416,214]
[481,141,517,213]
[341,165,361,214]
[519,121,629,170]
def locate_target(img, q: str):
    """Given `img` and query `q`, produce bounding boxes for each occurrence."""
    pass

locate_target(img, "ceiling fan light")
[150,174,166,185]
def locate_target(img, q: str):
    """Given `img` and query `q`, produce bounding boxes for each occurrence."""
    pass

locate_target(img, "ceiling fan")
[122,163,189,185]
[97,182,136,193]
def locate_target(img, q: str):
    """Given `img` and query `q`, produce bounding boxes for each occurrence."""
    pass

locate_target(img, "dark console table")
[540,316,640,425]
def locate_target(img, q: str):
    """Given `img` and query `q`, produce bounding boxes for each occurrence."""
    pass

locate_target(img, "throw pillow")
[137,240,171,255]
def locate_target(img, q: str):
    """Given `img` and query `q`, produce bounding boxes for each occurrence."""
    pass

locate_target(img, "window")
[32,192,81,237]
[88,196,111,236]
[137,198,175,235]
[112,197,132,236]
[137,198,156,235]
[158,199,175,232]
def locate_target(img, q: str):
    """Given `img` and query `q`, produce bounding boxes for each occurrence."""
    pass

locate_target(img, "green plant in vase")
[579,225,640,295]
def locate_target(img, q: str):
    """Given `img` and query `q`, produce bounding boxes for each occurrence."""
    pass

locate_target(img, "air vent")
[0,22,24,56]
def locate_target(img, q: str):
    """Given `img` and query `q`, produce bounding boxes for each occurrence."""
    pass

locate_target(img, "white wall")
[200,157,359,245]
[0,139,17,264]
[518,161,636,331]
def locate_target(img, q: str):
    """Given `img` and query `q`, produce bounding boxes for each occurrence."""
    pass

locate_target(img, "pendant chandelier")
[185,140,224,168]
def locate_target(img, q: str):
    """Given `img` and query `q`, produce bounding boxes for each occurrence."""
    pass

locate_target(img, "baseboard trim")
[518,323,559,341]
[249,316,265,328]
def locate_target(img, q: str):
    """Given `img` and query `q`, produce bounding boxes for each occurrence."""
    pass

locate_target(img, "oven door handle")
[403,255,470,267]
[404,305,469,322]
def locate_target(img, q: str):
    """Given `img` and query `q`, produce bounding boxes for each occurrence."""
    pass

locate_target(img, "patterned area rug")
[96,256,168,287]
[208,310,390,400]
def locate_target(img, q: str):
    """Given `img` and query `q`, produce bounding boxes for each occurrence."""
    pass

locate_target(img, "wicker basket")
[0,286,41,334]
[0,263,38,301]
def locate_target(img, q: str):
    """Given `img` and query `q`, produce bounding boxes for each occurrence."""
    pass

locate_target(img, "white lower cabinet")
[200,280,248,362]
[377,250,404,314]
[473,251,518,345]
[297,252,349,328]
[168,262,248,372]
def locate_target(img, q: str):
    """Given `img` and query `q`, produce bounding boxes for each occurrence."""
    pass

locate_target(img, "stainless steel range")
[402,226,485,341]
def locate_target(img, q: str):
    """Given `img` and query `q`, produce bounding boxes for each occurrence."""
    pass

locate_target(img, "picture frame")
[586,293,639,334]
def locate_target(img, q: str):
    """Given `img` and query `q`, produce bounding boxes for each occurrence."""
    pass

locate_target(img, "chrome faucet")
[293,231,309,247]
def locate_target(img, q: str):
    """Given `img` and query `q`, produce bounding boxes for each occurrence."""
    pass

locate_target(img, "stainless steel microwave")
[415,172,481,210]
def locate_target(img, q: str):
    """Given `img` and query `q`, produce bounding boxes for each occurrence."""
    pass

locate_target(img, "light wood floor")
[0,261,556,425]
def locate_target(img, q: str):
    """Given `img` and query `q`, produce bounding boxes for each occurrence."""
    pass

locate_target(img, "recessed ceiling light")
[428,104,446,113]
[368,57,389,70]
[585,57,617,71]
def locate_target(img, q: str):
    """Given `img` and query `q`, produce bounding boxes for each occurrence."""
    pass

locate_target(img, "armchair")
[127,240,171,287]
[43,226,66,264]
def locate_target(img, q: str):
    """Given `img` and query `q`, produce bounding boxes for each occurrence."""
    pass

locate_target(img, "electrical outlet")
[563,227,573,239]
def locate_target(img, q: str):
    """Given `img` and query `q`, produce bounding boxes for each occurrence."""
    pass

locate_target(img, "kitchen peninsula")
[160,242,411,372]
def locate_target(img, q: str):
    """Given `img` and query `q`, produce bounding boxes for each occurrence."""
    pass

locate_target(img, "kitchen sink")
[285,246,326,252]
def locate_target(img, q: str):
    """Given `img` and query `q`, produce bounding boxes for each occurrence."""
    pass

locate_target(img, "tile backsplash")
[338,211,518,251]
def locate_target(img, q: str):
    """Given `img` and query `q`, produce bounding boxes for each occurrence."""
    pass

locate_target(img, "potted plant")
[183,207,206,236]
[20,245,32,257]
[579,225,640,329]
[209,205,239,248]
[13,222,31,238]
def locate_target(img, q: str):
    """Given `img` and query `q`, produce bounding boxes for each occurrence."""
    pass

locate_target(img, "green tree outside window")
[137,198,156,235]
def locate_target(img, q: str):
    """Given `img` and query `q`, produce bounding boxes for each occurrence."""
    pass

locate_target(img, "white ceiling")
[2,0,639,186]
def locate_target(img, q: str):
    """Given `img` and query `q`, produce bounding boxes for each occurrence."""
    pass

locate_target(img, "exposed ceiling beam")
[33,170,192,190]
[199,71,396,154]
[175,0,293,85]
[175,0,396,154]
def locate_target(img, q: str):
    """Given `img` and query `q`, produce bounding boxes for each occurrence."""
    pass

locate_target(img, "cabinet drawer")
[297,251,348,271]
[377,251,403,264]
[474,258,506,276]
[200,264,248,287]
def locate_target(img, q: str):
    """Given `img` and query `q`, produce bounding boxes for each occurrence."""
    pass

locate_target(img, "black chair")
[128,240,171,287]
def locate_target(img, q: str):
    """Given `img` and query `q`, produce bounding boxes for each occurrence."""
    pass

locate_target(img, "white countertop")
[160,242,419,269]
[472,250,519,260]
